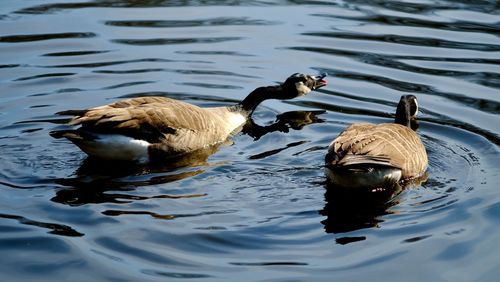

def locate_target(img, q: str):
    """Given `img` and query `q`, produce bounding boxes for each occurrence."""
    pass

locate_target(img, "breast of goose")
[50,73,328,162]
[325,95,428,189]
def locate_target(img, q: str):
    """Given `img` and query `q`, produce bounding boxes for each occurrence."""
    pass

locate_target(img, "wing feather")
[327,123,427,177]
[64,97,231,144]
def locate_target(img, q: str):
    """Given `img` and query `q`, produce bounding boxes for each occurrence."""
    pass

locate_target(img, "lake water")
[1,1,499,281]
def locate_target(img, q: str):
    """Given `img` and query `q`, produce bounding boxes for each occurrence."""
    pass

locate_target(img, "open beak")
[313,73,328,90]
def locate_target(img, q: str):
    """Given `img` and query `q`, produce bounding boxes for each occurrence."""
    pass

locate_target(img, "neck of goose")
[235,85,284,117]
[394,103,411,128]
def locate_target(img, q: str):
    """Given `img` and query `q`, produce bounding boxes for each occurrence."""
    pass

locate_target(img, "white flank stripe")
[78,134,150,162]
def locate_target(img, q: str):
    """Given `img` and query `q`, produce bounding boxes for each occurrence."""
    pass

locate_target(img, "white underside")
[325,166,402,189]
[74,134,150,162]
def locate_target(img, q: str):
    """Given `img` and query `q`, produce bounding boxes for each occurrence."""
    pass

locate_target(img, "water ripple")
[102,209,237,220]
[111,37,243,46]
[230,261,308,266]
[335,14,500,36]
[41,50,112,57]
[0,213,83,237]
[347,0,498,14]
[41,58,175,68]
[14,1,293,15]
[176,50,254,56]
[94,236,195,266]
[141,269,212,279]
[288,46,500,63]
[14,72,75,81]
[306,31,500,52]
[105,17,278,28]
[0,32,96,43]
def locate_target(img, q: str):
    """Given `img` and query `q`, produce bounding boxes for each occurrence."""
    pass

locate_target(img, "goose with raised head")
[51,73,327,162]
[325,95,427,189]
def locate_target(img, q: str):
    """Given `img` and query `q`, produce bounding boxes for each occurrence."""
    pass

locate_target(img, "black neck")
[234,85,284,117]
[394,101,411,128]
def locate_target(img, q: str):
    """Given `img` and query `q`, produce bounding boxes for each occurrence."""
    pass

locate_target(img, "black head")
[281,73,328,99]
[395,95,419,127]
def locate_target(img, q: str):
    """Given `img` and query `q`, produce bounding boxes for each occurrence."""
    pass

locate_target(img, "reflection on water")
[244,110,325,140]
[321,174,429,244]
[1,0,499,281]
[321,185,401,235]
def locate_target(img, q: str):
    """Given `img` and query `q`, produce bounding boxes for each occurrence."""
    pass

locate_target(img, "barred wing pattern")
[328,123,427,178]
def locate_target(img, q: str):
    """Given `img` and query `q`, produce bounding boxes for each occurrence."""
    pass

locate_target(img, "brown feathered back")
[327,123,427,179]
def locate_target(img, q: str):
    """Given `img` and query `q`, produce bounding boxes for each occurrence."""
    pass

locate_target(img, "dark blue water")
[1,1,499,281]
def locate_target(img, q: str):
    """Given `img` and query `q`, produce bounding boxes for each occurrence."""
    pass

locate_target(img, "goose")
[50,73,328,162]
[325,95,427,189]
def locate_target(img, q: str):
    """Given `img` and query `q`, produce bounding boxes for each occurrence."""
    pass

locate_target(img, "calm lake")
[1,1,499,281]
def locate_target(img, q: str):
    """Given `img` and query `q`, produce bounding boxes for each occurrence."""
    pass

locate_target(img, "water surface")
[1,1,499,281]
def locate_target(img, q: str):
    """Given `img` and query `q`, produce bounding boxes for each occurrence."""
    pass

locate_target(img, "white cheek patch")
[413,99,419,117]
[295,81,312,96]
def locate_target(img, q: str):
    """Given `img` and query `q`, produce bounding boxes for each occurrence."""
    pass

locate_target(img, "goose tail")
[50,129,150,162]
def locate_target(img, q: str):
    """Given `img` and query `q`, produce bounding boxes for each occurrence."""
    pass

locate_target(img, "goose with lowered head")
[325,95,427,189]
[51,73,327,162]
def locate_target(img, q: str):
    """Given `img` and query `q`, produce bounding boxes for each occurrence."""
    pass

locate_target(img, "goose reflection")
[51,110,323,206]
[242,110,325,140]
[51,157,209,206]
[320,175,427,245]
